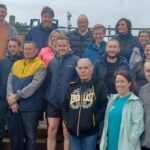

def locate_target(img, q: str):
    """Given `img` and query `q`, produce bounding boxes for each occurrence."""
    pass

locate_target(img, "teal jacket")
[100,93,144,150]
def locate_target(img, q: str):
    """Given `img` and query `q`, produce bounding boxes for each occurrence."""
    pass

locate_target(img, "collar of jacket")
[39,23,56,31]
[23,56,39,65]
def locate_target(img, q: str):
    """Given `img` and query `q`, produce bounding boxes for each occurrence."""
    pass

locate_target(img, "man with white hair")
[62,58,108,150]
[69,15,92,58]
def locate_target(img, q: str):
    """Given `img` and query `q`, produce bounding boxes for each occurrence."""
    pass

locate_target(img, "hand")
[10,103,19,113]
[7,93,17,106]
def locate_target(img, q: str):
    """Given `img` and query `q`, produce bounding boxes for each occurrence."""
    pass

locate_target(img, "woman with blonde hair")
[38,29,65,65]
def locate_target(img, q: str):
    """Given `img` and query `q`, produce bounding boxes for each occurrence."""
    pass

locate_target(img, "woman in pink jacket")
[38,29,65,66]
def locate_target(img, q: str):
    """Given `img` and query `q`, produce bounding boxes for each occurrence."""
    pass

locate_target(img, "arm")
[129,100,144,145]
[15,68,46,100]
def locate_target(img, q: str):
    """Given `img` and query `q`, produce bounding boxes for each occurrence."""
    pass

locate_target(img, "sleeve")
[9,26,18,39]
[62,85,70,123]
[129,100,144,146]
[95,81,108,122]
[25,29,32,41]
[7,71,14,96]
[15,67,47,100]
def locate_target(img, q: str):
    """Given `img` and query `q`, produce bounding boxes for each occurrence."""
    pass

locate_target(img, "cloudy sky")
[1,0,150,28]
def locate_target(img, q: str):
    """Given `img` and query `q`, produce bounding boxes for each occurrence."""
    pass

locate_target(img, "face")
[93,28,105,43]
[8,41,20,55]
[23,43,38,59]
[144,62,150,81]
[56,39,70,56]
[115,75,131,96]
[117,20,128,34]
[49,32,60,47]
[0,7,7,22]
[76,60,93,82]
[41,13,53,28]
[106,40,120,58]
[77,16,88,33]
[144,44,150,60]
[139,33,150,47]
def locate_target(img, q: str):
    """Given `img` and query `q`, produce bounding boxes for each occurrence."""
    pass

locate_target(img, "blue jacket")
[26,23,57,50]
[84,41,106,64]
[68,28,93,58]
[45,52,78,110]
[7,57,46,111]
[0,53,23,101]
[94,55,131,80]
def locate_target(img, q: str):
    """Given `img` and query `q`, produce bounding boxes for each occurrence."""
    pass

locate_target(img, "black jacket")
[62,77,108,137]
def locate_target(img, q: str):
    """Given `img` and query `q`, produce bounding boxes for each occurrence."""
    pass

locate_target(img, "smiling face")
[144,61,150,82]
[0,7,7,22]
[139,32,150,47]
[144,44,150,61]
[117,20,128,35]
[56,39,70,56]
[41,13,53,28]
[115,74,131,97]
[106,40,120,58]
[77,15,88,33]
[8,40,20,55]
[93,28,105,43]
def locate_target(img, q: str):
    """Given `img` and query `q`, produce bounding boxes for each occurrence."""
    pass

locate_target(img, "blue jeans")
[70,134,97,150]
[20,111,41,150]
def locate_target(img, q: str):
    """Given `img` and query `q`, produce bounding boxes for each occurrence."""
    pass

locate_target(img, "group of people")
[0,3,150,150]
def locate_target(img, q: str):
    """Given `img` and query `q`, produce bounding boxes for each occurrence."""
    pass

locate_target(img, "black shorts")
[46,104,62,118]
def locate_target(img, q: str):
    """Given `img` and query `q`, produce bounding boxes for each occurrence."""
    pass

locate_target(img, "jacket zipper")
[77,87,82,136]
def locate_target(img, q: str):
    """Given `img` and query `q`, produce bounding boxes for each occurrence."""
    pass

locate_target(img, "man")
[94,38,131,94]
[69,14,92,58]
[0,38,23,146]
[7,41,46,150]
[0,4,18,59]
[62,58,108,150]
[26,6,57,51]
[45,35,78,150]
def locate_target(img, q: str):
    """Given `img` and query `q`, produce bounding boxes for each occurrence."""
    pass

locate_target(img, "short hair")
[9,38,21,47]
[115,18,132,34]
[138,30,150,39]
[24,41,38,50]
[41,6,54,18]
[0,4,7,12]
[56,35,70,43]
[76,58,94,70]
[144,41,150,49]
[77,14,89,22]
[107,38,120,47]
[92,24,106,34]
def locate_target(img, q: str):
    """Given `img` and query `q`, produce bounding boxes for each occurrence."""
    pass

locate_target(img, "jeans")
[70,134,97,150]
[20,111,41,150]
[0,100,8,143]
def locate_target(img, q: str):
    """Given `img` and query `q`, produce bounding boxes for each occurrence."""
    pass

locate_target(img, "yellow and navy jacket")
[7,57,46,111]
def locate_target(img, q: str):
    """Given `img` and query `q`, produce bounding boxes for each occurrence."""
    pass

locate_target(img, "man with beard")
[94,38,131,94]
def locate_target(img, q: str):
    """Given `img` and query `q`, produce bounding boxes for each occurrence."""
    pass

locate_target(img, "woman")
[139,61,150,150]
[115,18,138,62]
[38,29,65,65]
[132,41,150,89]
[100,70,144,150]
[129,30,150,68]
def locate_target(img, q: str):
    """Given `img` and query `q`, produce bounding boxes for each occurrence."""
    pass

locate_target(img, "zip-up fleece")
[7,57,46,111]
[62,78,108,137]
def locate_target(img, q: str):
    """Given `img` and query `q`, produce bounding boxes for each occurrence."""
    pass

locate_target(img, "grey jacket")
[139,82,150,149]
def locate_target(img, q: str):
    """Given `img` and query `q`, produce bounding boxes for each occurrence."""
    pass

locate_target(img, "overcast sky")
[1,0,150,28]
